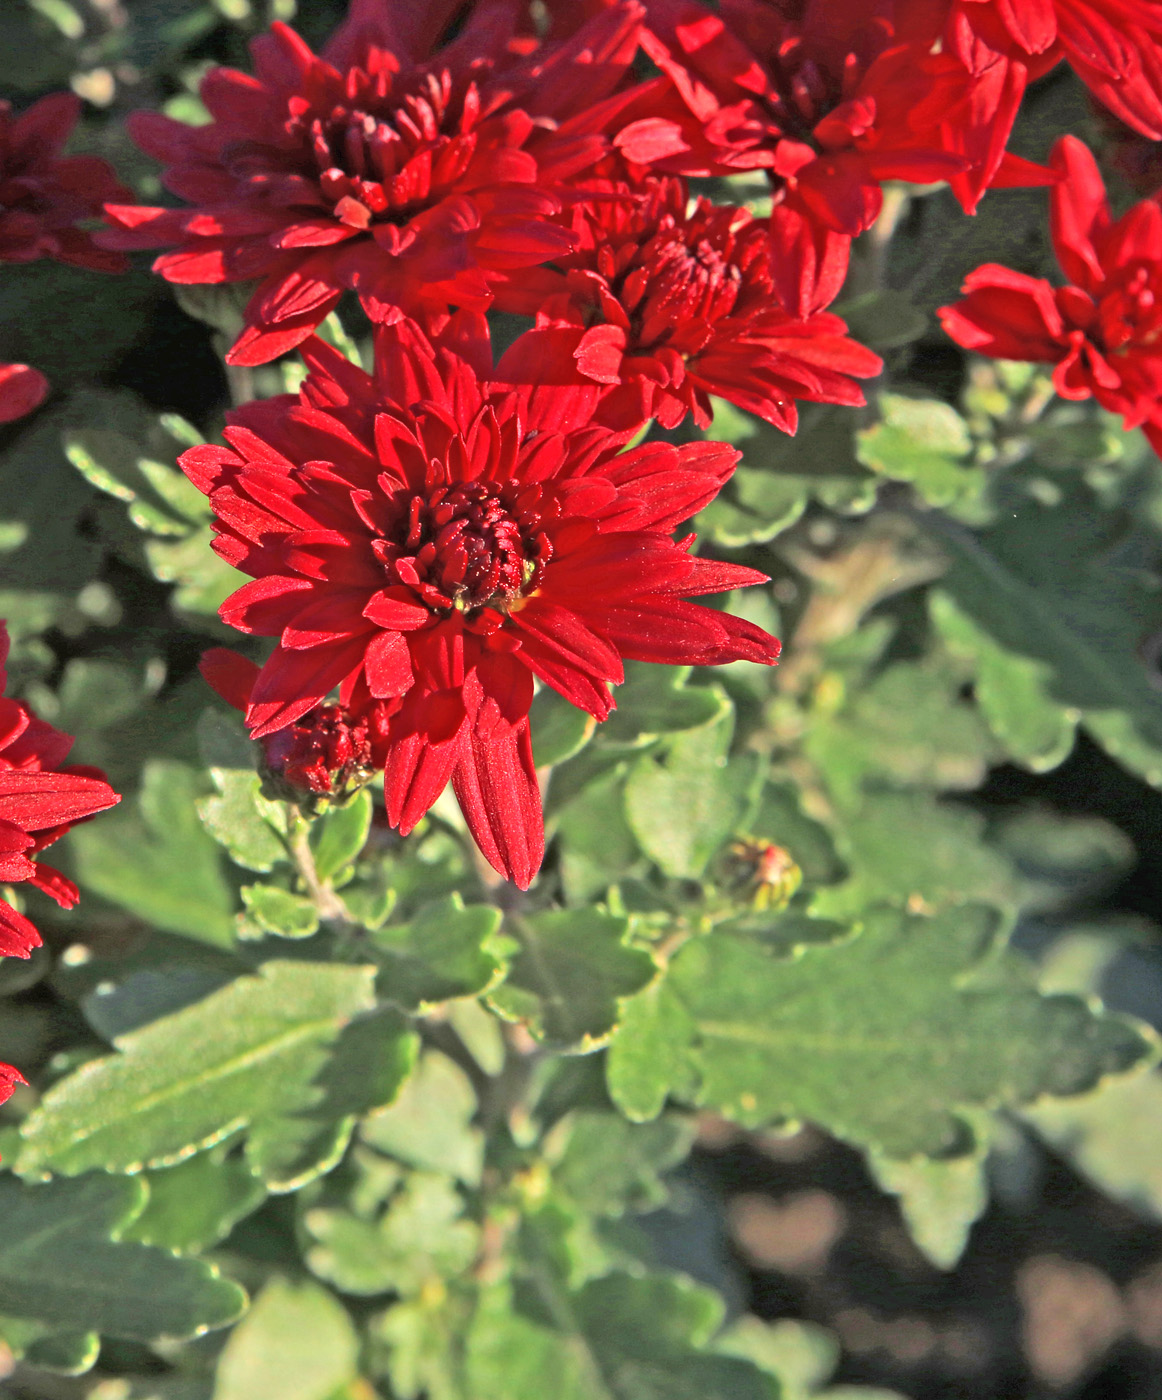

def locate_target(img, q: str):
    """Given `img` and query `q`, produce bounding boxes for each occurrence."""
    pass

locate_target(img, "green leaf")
[624,696,754,879]
[247,1004,418,1192]
[531,686,597,766]
[0,396,105,638]
[466,1272,778,1400]
[595,663,724,751]
[922,491,1162,788]
[696,405,875,549]
[804,657,996,811]
[1022,1066,1162,1221]
[240,884,320,940]
[212,1279,359,1400]
[373,894,505,1010]
[70,759,237,946]
[553,764,643,903]
[0,1174,245,1342]
[857,393,982,508]
[122,1150,267,1253]
[812,791,1018,919]
[606,905,1152,1155]
[310,789,373,881]
[932,590,1077,772]
[550,1112,694,1218]
[197,710,290,874]
[835,289,928,351]
[0,1315,99,1376]
[487,909,657,1051]
[868,1142,989,1270]
[16,961,380,1180]
[361,1052,484,1186]
[64,420,207,535]
[304,1172,478,1297]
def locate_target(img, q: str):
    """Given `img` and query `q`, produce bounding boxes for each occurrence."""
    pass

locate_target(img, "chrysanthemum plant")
[3,0,1162,1393]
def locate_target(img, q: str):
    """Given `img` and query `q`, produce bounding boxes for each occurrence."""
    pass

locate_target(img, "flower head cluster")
[605,0,1053,237]
[0,622,121,959]
[1,92,129,271]
[1,91,130,426]
[941,0,1162,142]
[493,176,882,432]
[180,317,779,886]
[101,3,646,365]
[939,136,1162,456]
[93,0,1162,888]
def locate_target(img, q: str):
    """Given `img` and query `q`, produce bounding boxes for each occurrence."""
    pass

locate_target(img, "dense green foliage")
[4,4,1162,1397]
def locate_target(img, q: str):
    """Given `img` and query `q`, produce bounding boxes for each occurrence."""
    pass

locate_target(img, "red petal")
[0,363,48,424]
[364,630,414,699]
[199,648,260,711]
[453,702,543,890]
[0,898,40,958]
[0,772,120,832]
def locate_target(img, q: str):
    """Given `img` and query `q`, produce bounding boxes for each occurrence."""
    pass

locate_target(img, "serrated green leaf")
[697,404,875,549]
[554,764,643,903]
[0,1316,99,1376]
[551,1112,694,1218]
[310,789,373,881]
[805,657,996,810]
[466,1272,778,1400]
[248,1004,418,1193]
[868,1142,989,1270]
[361,1052,484,1186]
[16,961,379,1180]
[487,909,656,1051]
[145,525,242,617]
[123,1150,267,1253]
[857,394,981,508]
[70,759,237,946]
[304,1172,478,1297]
[1022,1066,1162,1220]
[932,588,1078,772]
[0,1174,245,1342]
[922,492,1162,787]
[240,884,320,939]
[212,1279,358,1400]
[624,697,753,879]
[373,894,504,1010]
[597,663,725,750]
[812,791,1017,919]
[607,905,1152,1155]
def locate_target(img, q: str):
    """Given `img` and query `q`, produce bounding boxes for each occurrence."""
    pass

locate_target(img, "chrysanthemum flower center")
[1101,262,1162,350]
[376,478,549,614]
[281,69,479,228]
[619,213,755,353]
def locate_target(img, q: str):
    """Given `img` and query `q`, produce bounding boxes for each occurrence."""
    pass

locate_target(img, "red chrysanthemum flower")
[0,1061,25,1106]
[101,2,648,367]
[940,0,1162,142]
[939,135,1162,455]
[0,362,48,425]
[0,622,122,959]
[0,91,129,272]
[494,175,882,432]
[605,0,1041,236]
[179,315,779,887]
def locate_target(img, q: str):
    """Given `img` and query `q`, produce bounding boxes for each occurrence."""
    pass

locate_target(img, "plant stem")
[286,806,350,925]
